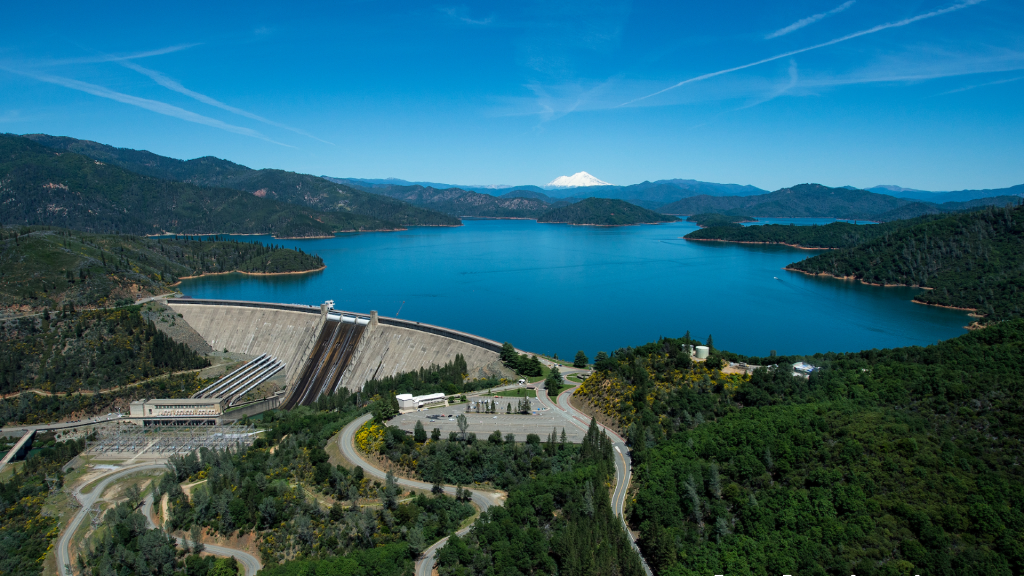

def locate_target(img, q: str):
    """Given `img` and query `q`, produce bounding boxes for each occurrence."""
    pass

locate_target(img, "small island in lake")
[537,197,680,226]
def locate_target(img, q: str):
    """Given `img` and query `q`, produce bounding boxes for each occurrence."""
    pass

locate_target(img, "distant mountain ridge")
[660,183,1022,221]
[867,184,1024,204]
[24,134,459,228]
[0,134,390,237]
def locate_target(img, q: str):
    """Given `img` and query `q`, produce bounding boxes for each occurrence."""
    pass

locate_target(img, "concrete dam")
[166,299,505,408]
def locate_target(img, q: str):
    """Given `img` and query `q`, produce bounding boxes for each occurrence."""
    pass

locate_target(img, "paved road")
[55,463,261,576]
[56,464,167,576]
[555,384,653,576]
[140,494,262,576]
[338,414,505,576]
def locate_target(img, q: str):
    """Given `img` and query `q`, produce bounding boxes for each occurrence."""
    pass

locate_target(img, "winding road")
[339,370,652,576]
[55,464,262,576]
[338,413,504,576]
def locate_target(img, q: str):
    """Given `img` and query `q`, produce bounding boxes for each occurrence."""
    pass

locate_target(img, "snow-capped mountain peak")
[545,172,611,188]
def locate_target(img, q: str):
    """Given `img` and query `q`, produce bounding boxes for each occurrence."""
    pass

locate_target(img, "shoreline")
[786,268,981,321]
[171,265,326,285]
[687,238,833,250]
[144,225,471,240]
[539,220,678,227]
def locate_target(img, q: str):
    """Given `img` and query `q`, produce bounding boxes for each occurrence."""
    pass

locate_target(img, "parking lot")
[388,402,585,443]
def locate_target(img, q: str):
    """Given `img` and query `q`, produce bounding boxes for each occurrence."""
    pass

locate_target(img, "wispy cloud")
[121,62,334,145]
[1,67,291,146]
[739,59,800,110]
[620,0,987,107]
[938,74,1024,95]
[438,6,494,25]
[36,44,200,67]
[766,1,856,40]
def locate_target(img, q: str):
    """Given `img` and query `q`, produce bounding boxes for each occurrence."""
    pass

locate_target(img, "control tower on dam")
[166,299,506,408]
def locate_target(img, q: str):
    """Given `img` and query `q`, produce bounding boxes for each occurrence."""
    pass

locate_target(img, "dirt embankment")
[568,391,624,438]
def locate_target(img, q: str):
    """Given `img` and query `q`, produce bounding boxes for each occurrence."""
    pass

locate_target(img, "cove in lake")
[177,219,969,359]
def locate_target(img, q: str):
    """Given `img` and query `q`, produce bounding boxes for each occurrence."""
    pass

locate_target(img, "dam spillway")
[165,299,506,408]
[284,319,365,409]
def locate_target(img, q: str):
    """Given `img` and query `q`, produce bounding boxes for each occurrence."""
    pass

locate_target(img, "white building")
[396,392,447,411]
[793,362,817,373]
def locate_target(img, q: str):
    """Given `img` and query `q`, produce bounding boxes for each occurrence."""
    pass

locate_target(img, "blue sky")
[2,0,1022,191]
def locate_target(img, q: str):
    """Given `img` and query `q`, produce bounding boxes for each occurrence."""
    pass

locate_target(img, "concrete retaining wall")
[220,396,282,423]
[167,300,325,386]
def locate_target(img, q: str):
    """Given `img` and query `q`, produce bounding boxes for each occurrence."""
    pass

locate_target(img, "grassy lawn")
[492,388,536,398]
[527,365,551,383]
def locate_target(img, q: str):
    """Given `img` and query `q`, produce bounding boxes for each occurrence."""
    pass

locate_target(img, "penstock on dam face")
[168,299,506,409]
[285,318,364,409]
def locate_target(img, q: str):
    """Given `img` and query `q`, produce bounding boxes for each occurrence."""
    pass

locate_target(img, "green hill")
[787,204,1024,322]
[537,198,679,226]
[25,134,459,228]
[0,134,399,237]
[0,226,324,311]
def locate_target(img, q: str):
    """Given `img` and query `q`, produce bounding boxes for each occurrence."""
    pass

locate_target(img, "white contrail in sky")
[122,61,335,145]
[619,0,987,108]
[38,44,201,66]
[2,67,291,147]
[766,1,856,40]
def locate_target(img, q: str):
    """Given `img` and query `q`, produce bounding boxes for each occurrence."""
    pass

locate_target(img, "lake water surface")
[177,220,969,359]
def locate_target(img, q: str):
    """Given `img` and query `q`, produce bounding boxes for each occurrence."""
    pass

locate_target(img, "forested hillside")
[0,135,401,237]
[0,438,86,576]
[0,305,208,396]
[538,198,679,226]
[788,204,1024,321]
[25,134,459,228]
[572,322,1024,575]
[0,227,323,311]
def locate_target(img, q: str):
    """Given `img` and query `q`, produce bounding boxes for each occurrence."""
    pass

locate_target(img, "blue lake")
[177,220,970,359]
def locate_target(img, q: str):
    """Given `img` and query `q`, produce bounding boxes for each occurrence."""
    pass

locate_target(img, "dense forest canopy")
[0,226,323,311]
[537,198,679,226]
[0,438,86,576]
[24,134,459,228]
[788,203,1024,322]
[572,319,1024,575]
[0,305,208,395]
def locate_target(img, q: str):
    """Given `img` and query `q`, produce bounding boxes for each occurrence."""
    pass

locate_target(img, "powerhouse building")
[128,398,225,426]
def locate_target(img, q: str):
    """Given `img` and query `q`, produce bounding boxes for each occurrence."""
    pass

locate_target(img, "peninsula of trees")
[537,198,680,226]
[787,204,1024,322]
[0,226,325,312]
